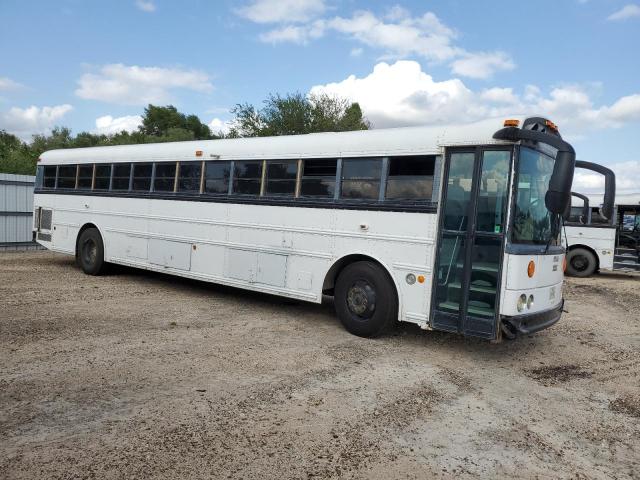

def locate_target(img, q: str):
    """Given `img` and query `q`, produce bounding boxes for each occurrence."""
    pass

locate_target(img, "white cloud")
[250,8,514,79]
[75,64,213,105]
[573,161,640,195]
[310,60,640,135]
[480,87,519,104]
[350,47,363,57]
[208,118,232,135]
[260,21,325,44]
[135,0,156,12]
[326,10,461,63]
[450,51,515,79]
[237,0,325,24]
[0,104,73,141]
[92,115,143,135]
[607,4,640,21]
[0,76,23,90]
[310,61,474,128]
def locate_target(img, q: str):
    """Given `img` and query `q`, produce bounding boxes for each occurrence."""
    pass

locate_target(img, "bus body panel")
[501,252,564,316]
[34,193,438,328]
[565,225,616,271]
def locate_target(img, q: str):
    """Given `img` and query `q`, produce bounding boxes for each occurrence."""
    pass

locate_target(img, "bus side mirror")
[545,150,576,215]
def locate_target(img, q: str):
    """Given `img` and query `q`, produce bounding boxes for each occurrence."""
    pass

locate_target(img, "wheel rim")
[82,238,97,266]
[571,254,588,272]
[346,280,376,319]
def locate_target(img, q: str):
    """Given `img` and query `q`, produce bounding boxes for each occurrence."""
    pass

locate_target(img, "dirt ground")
[1,251,639,479]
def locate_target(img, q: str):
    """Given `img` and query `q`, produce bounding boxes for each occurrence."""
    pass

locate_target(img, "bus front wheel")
[77,228,106,276]
[334,261,397,338]
[566,248,596,277]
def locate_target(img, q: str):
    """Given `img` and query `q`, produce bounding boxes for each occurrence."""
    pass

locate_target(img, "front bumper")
[500,299,564,338]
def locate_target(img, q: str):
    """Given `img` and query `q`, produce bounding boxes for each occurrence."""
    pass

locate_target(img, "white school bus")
[33,117,576,341]
[564,162,640,275]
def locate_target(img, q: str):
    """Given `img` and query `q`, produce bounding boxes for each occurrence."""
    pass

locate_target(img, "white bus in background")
[564,162,640,276]
[33,116,576,341]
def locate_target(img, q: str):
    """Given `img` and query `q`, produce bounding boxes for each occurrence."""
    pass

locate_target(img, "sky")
[1,0,639,194]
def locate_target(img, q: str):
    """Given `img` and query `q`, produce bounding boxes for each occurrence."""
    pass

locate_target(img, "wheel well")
[322,254,398,299]
[75,223,100,257]
[568,244,600,270]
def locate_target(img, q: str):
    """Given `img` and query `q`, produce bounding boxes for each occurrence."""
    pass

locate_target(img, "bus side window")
[77,164,93,189]
[35,166,44,188]
[43,166,56,188]
[265,161,297,196]
[57,165,77,189]
[112,163,132,191]
[132,163,153,191]
[341,158,382,200]
[178,161,202,193]
[204,161,231,194]
[154,163,177,192]
[233,161,262,196]
[300,159,337,198]
[386,156,435,200]
[94,164,112,190]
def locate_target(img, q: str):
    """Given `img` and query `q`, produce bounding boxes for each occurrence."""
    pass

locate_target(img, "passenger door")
[431,147,512,339]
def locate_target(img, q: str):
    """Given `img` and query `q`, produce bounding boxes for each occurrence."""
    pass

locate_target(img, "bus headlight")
[517,294,527,312]
[527,295,534,310]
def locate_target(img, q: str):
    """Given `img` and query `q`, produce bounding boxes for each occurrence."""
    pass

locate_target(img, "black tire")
[334,261,398,338]
[566,248,597,277]
[77,228,106,275]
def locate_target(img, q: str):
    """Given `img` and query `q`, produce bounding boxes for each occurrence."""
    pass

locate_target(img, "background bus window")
[35,166,44,188]
[43,166,56,188]
[57,165,77,189]
[386,156,435,200]
[111,163,131,191]
[265,161,297,196]
[132,163,153,191]
[341,158,382,200]
[77,164,93,189]
[300,159,337,198]
[154,163,176,192]
[178,161,202,193]
[94,165,111,190]
[233,161,262,196]
[204,161,231,194]
[475,150,509,233]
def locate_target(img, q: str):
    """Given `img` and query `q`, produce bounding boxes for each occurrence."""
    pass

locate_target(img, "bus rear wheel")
[566,248,596,277]
[334,261,397,338]
[77,228,106,276]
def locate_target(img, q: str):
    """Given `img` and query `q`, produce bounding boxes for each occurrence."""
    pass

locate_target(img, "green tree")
[229,92,370,137]
[140,104,213,140]
[0,130,35,175]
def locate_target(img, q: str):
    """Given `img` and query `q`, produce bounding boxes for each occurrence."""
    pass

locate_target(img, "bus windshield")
[511,147,558,245]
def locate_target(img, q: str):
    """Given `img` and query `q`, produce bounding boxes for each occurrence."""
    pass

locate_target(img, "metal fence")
[0,173,42,251]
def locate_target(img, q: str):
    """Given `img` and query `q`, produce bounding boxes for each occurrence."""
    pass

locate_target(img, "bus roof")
[39,116,525,165]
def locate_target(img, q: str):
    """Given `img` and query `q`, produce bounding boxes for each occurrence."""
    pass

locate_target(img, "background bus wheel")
[334,261,397,338]
[566,248,596,277]
[77,228,106,276]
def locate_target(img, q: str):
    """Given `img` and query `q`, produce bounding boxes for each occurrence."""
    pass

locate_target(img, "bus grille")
[40,209,52,230]
[37,232,51,242]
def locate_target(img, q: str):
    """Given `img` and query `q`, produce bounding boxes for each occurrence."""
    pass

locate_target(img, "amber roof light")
[504,119,520,127]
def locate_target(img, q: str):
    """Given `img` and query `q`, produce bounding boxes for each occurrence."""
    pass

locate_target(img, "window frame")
[111,163,132,191]
[153,162,178,193]
[264,159,298,197]
[385,155,437,201]
[204,160,232,195]
[132,162,153,192]
[177,161,203,194]
[232,160,264,196]
[56,164,78,190]
[339,157,384,201]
